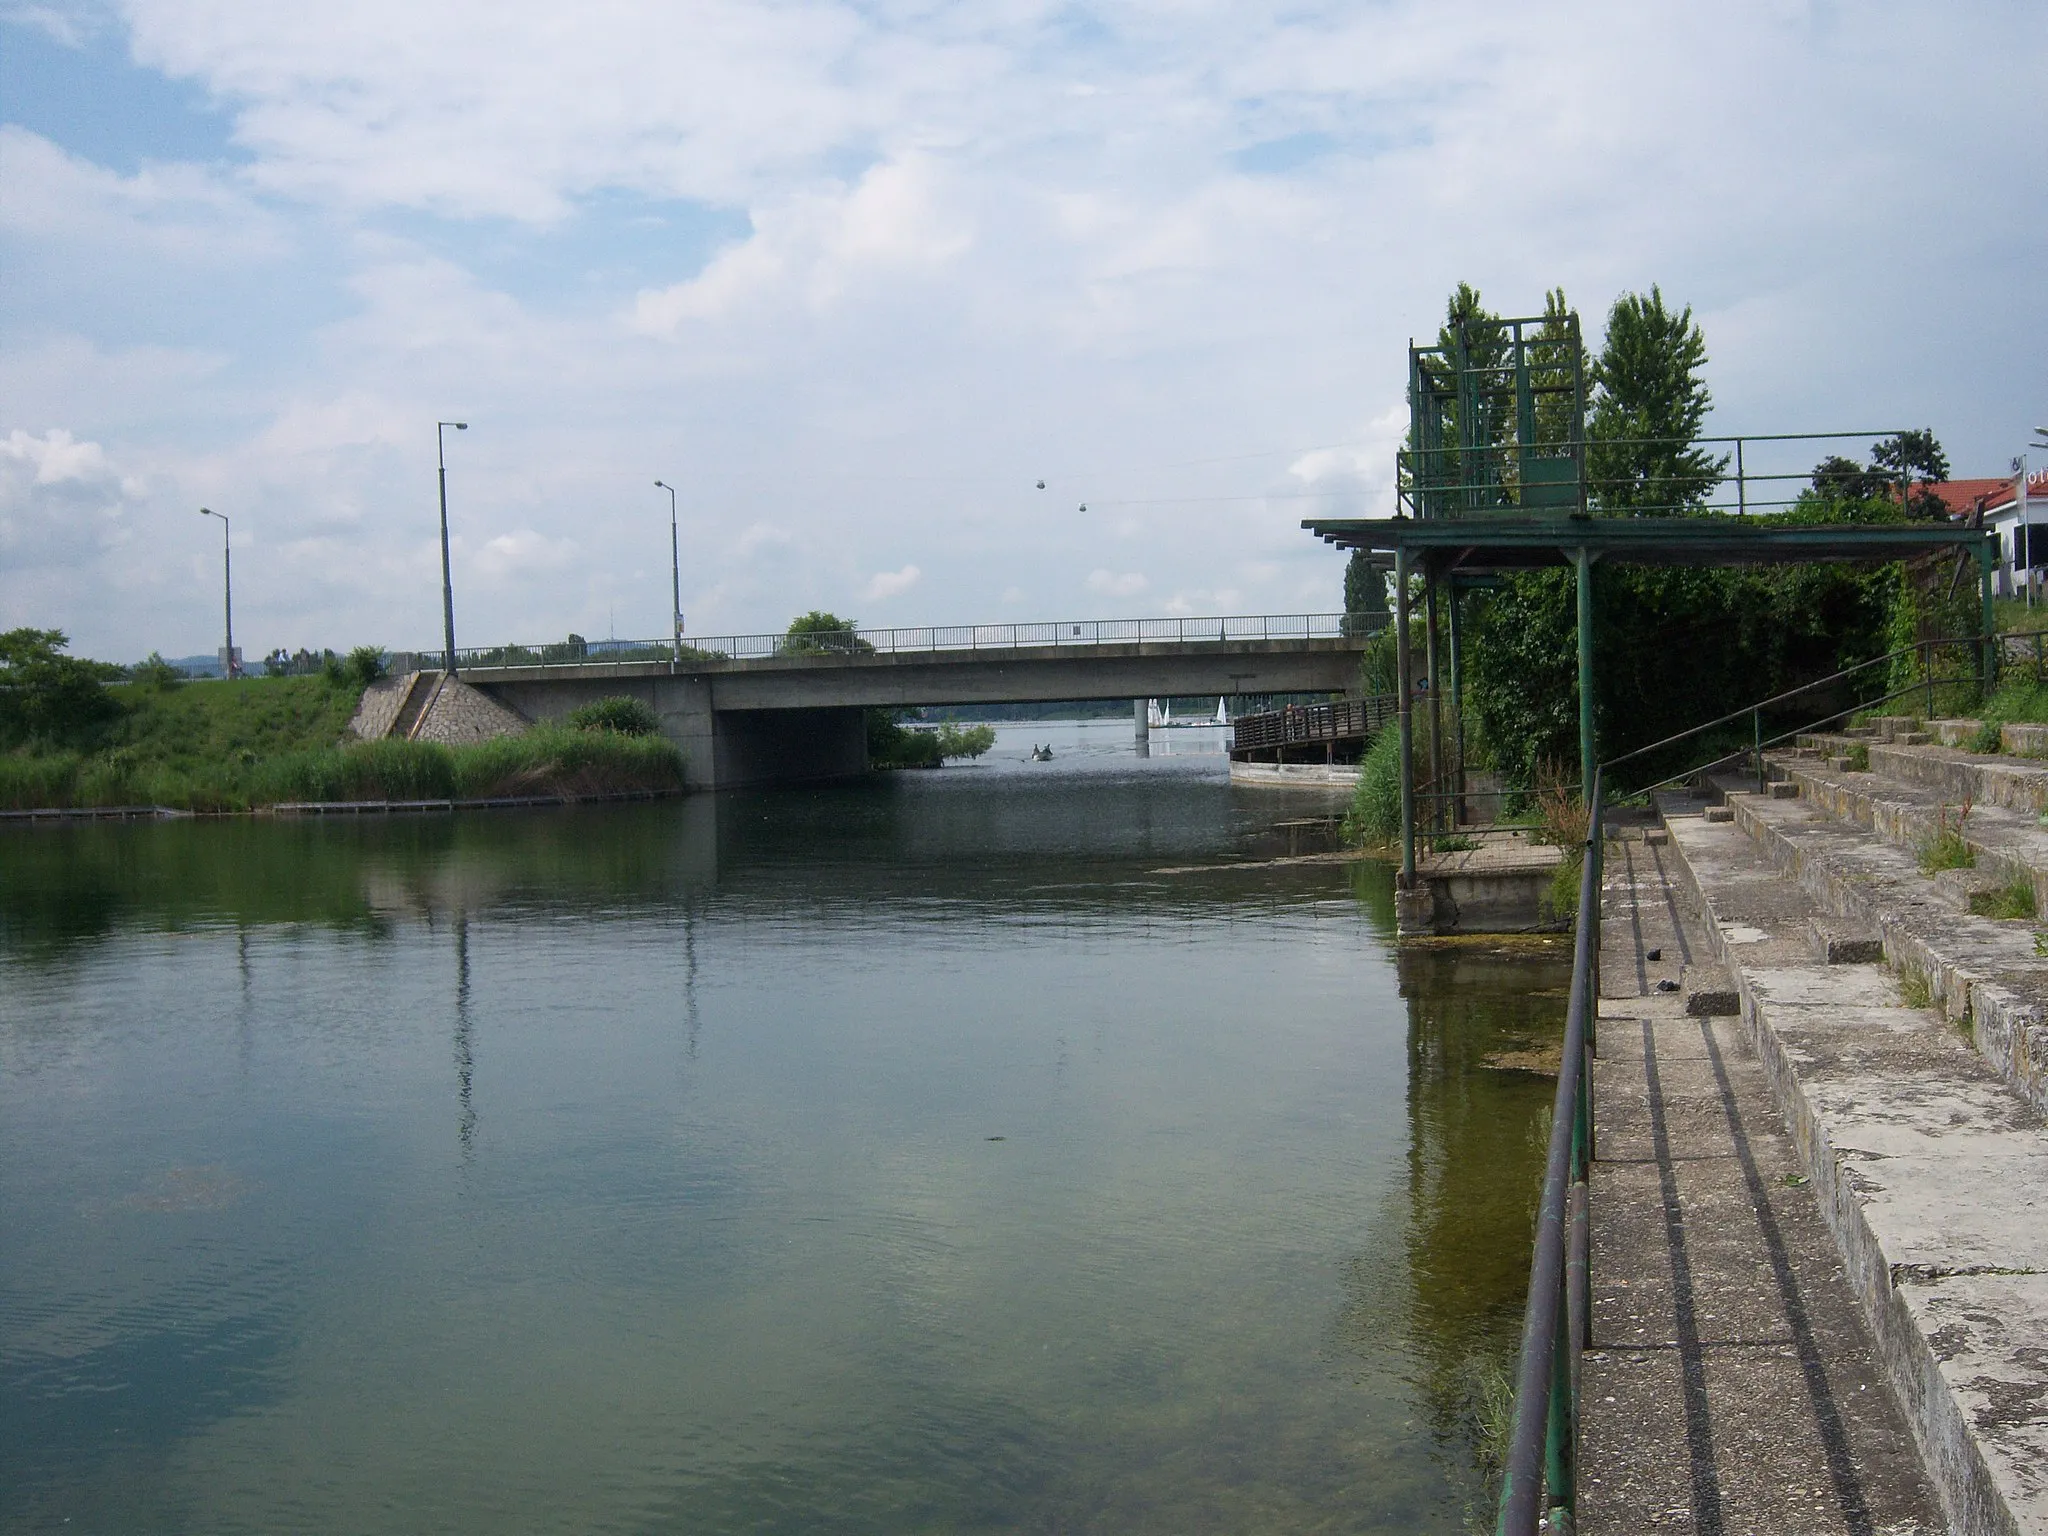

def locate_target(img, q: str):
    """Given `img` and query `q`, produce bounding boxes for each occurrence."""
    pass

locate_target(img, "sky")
[2,0,2043,664]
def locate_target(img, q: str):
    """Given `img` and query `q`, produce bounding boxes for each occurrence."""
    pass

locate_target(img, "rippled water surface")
[0,721,1568,1533]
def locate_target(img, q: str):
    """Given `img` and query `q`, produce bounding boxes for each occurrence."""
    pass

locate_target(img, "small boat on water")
[1030,744,1054,762]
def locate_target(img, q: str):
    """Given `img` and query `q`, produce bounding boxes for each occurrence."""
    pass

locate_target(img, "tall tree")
[1585,287,1726,514]
[1870,429,1952,519]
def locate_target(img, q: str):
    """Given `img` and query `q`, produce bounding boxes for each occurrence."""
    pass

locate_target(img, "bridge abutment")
[475,674,867,792]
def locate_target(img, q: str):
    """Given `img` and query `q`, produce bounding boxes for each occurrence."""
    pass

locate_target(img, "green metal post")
[1545,1291,1574,1525]
[1575,549,1596,798]
[1449,587,1466,826]
[1396,547,1416,883]
[1981,539,1998,702]
[1925,640,1935,720]
[1425,568,1443,836]
[1754,707,1765,795]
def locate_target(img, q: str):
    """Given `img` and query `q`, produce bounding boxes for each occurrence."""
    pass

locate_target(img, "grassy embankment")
[0,676,685,811]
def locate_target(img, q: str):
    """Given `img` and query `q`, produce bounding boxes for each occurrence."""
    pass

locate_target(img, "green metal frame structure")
[1309,305,1998,885]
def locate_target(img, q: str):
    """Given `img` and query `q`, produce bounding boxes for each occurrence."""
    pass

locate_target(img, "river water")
[0,720,1567,1533]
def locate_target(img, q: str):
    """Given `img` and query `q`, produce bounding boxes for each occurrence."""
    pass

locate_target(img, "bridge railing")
[1230,695,1396,752]
[428,612,1372,673]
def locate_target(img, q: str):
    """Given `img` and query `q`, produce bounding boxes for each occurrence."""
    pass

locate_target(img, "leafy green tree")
[0,628,123,749]
[1585,287,1726,514]
[782,611,873,656]
[1343,552,1388,632]
[1869,430,1952,519]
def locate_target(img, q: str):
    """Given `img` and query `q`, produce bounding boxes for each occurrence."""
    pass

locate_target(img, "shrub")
[0,628,123,749]
[130,652,185,691]
[933,723,996,760]
[1342,727,1403,847]
[1968,719,2003,755]
[344,646,387,688]
[566,696,661,736]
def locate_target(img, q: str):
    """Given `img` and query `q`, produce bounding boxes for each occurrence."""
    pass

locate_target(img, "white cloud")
[0,126,282,258]
[473,529,577,580]
[4,0,2043,662]
[2,427,118,488]
[861,562,921,602]
[1086,568,1148,599]
[633,156,972,331]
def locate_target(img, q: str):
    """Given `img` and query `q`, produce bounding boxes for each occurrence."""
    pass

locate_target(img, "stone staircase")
[1649,725,2048,1532]
[346,670,528,746]
[390,670,443,740]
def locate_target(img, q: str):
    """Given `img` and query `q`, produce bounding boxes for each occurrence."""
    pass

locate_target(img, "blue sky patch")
[0,16,241,171]
[1232,132,1338,176]
[375,192,751,312]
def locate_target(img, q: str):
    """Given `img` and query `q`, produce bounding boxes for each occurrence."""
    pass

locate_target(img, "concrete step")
[1581,838,1943,1535]
[1706,780,2048,1117]
[1768,750,2048,918]
[1660,809,2048,1535]
[390,669,442,740]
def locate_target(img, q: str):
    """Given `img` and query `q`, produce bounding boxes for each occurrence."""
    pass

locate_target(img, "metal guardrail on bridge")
[420,612,1377,673]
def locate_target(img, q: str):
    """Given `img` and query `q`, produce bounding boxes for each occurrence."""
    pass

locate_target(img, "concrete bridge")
[427,613,1373,790]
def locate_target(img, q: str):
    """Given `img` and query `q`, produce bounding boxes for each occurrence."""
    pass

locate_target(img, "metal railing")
[1497,769,1602,1534]
[1230,694,1396,752]
[420,612,1373,673]
[1606,631,2003,798]
[1495,626,2037,1531]
[1399,429,1932,521]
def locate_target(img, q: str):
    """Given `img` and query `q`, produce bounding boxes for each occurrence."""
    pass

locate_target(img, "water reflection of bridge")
[445,613,1377,790]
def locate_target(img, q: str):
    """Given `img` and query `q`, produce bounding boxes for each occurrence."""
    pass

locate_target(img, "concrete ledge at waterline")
[1226,760,1359,788]
[266,788,686,816]
[0,804,192,824]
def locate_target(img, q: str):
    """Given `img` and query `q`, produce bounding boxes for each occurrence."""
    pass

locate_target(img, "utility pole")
[437,421,468,675]
[655,480,682,661]
[199,507,236,677]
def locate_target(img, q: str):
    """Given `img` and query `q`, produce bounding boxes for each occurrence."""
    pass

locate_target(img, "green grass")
[1977,677,2048,729]
[1897,966,1932,1009]
[1917,804,1975,873]
[107,675,366,769]
[0,672,686,811]
[1968,880,2037,920]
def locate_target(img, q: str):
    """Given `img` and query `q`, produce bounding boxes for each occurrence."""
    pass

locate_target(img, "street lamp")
[655,479,682,661]
[437,421,468,675]
[198,507,236,678]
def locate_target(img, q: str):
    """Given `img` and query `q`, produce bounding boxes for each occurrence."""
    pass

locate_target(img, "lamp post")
[198,507,235,678]
[655,479,682,661]
[437,421,468,675]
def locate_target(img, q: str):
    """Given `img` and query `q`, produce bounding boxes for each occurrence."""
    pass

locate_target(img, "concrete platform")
[1580,838,1942,1535]
[1662,808,2048,1534]
[1395,833,1567,935]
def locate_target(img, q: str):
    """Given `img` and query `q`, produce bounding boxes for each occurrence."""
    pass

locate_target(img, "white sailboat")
[1214,696,1229,725]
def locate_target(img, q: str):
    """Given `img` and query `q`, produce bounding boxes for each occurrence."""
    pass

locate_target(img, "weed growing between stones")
[1968,880,2037,920]
[1844,742,1870,772]
[1968,719,2004,754]
[1897,966,1932,1010]
[1918,797,1975,874]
